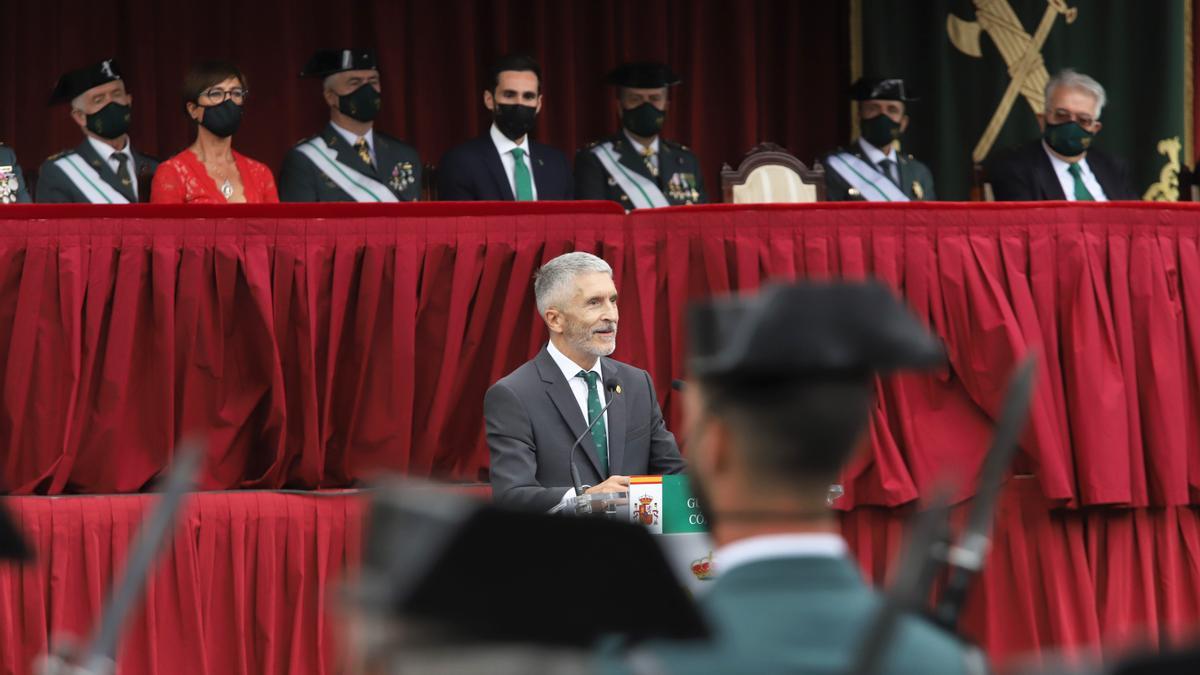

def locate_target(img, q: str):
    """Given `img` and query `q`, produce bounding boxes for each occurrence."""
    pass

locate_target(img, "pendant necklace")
[220,179,234,199]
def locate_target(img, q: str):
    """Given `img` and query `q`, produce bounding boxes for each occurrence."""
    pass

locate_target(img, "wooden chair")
[720,142,826,203]
[421,163,438,201]
[972,162,995,201]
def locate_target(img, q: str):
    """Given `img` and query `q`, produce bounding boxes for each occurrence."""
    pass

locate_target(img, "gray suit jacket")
[485,347,686,511]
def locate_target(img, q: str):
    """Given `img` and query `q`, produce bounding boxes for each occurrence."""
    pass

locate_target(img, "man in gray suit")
[485,252,686,512]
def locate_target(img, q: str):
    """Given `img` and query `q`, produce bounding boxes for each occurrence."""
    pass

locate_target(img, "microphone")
[568,377,623,497]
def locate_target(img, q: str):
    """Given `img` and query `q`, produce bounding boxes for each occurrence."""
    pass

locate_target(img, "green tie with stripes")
[512,147,534,201]
[576,370,608,476]
[1067,162,1094,201]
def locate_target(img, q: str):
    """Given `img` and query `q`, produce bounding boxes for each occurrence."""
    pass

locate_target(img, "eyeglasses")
[1047,108,1097,129]
[200,88,248,104]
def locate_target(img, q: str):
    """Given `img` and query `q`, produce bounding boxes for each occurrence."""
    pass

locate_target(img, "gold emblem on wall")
[1143,136,1181,201]
[947,0,1078,163]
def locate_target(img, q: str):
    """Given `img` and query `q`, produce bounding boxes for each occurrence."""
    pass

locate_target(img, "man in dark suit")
[0,144,31,203]
[575,62,706,209]
[612,282,977,674]
[824,77,936,201]
[485,252,685,512]
[37,59,158,203]
[278,49,422,202]
[437,54,572,201]
[987,68,1137,201]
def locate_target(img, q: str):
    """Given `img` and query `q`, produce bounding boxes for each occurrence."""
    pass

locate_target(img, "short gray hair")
[1044,69,1106,118]
[533,252,613,316]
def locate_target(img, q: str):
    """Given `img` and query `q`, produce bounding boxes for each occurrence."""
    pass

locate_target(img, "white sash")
[53,154,129,204]
[295,140,399,203]
[825,152,910,202]
[590,142,669,209]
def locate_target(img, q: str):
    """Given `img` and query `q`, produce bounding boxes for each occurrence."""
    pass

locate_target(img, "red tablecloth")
[2,486,1197,674]
[0,201,1198,512]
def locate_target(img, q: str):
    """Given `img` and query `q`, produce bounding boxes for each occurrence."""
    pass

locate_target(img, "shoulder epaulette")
[46,149,74,162]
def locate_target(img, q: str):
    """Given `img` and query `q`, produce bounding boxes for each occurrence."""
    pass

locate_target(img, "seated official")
[0,144,31,203]
[151,61,278,204]
[437,53,572,201]
[602,282,977,674]
[278,48,421,202]
[38,59,158,204]
[824,77,935,201]
[575,62,706,209]
[485,252,685,512]
[987,69,1137,201]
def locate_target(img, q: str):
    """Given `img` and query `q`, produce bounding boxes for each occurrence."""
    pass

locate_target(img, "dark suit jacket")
[986,139,1138,201]
[574,133,708,208]
[485,347,685,511]
[609,556,973,675]
[437,132,572,201]
[0,144,31,203]
[36,138,158,203]
[823,139,937,201]
[278,124,422,202]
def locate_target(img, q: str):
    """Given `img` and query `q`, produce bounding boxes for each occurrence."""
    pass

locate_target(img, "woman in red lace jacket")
[151,62,278,203]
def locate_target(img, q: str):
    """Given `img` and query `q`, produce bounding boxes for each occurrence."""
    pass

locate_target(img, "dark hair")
[486,53,541,93]
[181,60,247,115]
[703,378,873,485]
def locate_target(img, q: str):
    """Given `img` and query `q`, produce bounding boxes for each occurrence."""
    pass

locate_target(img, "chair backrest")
[972,162,995,202]
[721,143,826,203]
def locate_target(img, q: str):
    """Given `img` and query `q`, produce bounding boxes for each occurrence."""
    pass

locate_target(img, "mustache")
[591,322,618,334]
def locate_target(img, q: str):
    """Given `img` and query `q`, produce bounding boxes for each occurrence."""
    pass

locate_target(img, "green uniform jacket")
[0,144,32,203]
[575,133,707,209]
[36,139,158,203]
[278,124,421,202]
[602,556,974,675]
[824,139,936,201]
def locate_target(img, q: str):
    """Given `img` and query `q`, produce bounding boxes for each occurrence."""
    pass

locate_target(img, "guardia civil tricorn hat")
[48,58,123,105]
[688,281,945,383]
[606,62,682,88]
[849,77,918,103]
[300,49,379,78]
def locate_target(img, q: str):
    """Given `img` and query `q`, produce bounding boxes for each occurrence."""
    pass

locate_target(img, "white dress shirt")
[331,121,376,166]
[857,136,899,185]
[1042,142,1108,201]
[489,123,538,200]
[87,135,139,200]
[715,532,848,577]
[546,340,608,510]
[624,129,660,174]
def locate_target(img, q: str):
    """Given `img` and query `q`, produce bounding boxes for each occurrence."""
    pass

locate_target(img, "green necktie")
[576,370,608,476]
[1067,162,1094,201]
[511,147,534,201]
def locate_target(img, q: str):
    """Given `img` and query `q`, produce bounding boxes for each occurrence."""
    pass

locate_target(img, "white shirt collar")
[490,123,531,158]
[857,136,895,164]
[1041,140,1091,176]
[715,533,848,576]
[87,134,131,163]
[623,128,660,155]
[546,340,601,382]
[331,121,374,152]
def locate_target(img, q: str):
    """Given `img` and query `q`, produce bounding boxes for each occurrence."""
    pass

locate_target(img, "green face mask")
[860,114,901,149]
[1043,121,1093,157]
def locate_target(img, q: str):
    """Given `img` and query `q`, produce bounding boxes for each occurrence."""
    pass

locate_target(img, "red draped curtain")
[0,0,849,196]
[1,202,1200,669]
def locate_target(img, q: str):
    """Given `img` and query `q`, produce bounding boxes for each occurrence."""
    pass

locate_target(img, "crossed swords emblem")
[947,0,1078,162]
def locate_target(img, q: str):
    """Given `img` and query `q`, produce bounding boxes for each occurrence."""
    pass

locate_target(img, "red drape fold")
[3,202,1200,512]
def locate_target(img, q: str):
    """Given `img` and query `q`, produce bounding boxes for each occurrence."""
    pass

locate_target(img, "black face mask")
[1043,121,1094,157]
[338,84,382,122]
[197,100,243,138]
[621,102,666,137]
[492,103,538,141]
[86,102,132,140]
[860,113,902,149]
